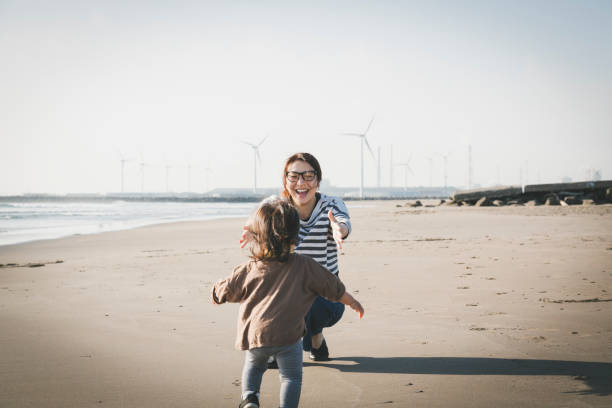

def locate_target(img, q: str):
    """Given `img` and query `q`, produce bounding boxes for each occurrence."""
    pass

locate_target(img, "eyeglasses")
[286,171,317,183]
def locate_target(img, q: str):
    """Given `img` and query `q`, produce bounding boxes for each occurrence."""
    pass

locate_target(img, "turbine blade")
[364,115,375,135]
[241,140,256,147]
[364,138,375,159]
[256,149,262,163]
[341,133,363,137]
[258,134,269,147]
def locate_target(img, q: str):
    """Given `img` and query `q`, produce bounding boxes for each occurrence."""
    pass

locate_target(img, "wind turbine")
[202,167,213,193]
[436,150,453,195]
[138,153,152,193]
[241,135,268,194]
[425,155,434,187]
[389,144,394,188]
[377,146,381,188]
[467,145,473,189]
[116,150,134,193]
[342,115,376,199]
[163,157,175,193]
[395,155,413,191]
[186,161,195,193]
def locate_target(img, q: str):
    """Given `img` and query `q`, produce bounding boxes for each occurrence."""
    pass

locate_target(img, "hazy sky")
[2,0,611,194]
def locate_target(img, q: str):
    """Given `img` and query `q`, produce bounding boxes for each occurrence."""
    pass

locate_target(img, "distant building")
[593,170,602,181]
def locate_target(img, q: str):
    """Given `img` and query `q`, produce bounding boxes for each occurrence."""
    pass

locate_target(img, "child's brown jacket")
[212,253,345,350]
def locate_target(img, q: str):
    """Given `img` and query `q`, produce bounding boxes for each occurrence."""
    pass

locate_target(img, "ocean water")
[0,201,257,246]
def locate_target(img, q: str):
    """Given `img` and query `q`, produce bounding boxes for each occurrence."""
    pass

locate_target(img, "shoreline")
[0,201,259,248]
[0,213,253,248]
[3,199,609,249]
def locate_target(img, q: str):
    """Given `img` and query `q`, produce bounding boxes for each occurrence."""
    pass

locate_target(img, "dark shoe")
[239,393,259,408]
[309,339,330,361]
[267,355,278,369]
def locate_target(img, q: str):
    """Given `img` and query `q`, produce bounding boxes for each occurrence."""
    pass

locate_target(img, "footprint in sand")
[457,286,470,290]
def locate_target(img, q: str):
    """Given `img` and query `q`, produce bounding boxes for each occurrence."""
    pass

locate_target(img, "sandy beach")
[1,201,611,407]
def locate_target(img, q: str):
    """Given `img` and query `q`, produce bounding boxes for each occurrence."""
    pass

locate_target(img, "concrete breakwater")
[447,180,612,207]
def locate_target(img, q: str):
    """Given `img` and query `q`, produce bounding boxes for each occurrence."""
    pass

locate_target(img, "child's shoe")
[309,339,329,361]
[238,393,259,408]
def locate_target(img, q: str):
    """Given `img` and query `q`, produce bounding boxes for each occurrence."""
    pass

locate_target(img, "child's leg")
[241,348,269,400]
[275,340,303,408]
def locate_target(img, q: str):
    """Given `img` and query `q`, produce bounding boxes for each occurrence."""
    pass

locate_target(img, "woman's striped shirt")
[294,193,351,275]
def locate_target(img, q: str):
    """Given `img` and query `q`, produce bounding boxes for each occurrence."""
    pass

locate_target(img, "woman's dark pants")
[302,296,345,351]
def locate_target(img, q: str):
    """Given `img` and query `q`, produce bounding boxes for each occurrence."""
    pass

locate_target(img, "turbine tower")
[242,135,268,194]
[395,155,413,191]
[342,115,376,199]
[186,162,193,192]
[436,151,453,195]
[467,145,473,189]
[203,167,213,193]
[138,153,151,193]
[116,150,134,193]
[163,157,175,193]
[389,144,394,188]
[377,146,381,188]
[425,155,434,187]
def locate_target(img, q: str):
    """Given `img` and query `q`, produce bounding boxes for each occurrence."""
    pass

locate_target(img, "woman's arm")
[239,224,252,248]
[328,210,349,249]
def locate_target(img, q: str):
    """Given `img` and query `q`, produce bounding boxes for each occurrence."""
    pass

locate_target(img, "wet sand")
[1,201,611,407]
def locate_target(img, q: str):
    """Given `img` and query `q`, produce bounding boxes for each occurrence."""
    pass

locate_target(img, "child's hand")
[349,299,364,319]
[240,225,253,248]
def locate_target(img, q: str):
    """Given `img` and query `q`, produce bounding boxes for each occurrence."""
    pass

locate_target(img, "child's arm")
[210,263,249,305]
[339,291,364,318]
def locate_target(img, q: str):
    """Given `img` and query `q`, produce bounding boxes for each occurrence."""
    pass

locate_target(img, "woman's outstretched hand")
[328,210,348,250]
[239,225,252,248]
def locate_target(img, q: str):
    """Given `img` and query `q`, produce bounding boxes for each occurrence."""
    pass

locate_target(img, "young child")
[211,197,364,408]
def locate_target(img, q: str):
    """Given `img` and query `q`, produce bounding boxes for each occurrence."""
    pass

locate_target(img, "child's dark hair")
[248,196,300,262]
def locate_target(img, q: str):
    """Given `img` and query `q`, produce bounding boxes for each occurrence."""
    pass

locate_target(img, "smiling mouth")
[294,189,310,198]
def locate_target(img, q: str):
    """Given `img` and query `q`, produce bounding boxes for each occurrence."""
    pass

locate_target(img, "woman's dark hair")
[281,152,322,202]
[248,196,300,262]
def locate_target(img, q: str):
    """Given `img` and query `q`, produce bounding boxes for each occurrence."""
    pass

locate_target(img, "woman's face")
[285,160,319,208]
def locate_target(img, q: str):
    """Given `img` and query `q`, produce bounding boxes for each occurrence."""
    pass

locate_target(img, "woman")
[241,152,351,361]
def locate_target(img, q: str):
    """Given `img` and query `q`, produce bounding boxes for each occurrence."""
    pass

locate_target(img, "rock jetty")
[446,180,612,207]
